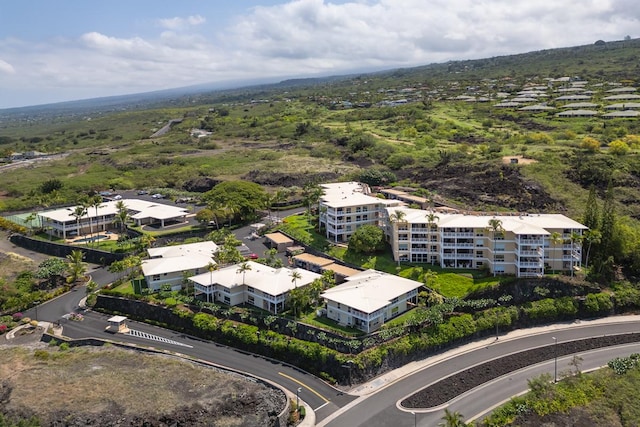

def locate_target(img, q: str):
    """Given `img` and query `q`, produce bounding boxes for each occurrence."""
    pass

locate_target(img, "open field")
[0,344,285,426]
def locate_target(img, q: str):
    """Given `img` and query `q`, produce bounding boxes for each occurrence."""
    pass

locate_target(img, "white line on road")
[127,329,193,348]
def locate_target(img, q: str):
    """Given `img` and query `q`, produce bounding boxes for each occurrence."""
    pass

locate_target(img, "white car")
[151,193,164,199]
[112,194,122,200]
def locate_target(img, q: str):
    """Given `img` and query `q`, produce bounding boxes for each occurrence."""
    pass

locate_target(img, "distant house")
[556,109,598,118]
[603,94,640,101]
[189,261,321,313]
[321,269,422,333]
[602,110,640,119]
[142,241,218,292]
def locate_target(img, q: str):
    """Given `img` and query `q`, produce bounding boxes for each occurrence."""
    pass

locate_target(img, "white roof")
[189,261,321,296]
[556,109,598,117]
[386,207,586,234]
[142,253,216,277]
[108,315,127,323]
[561,102,599,109]
[39,198,188,223]
[602,110,640,118]
[604,103,640,109]
[320,182,401,209]
[148,241,218,259]
[603,94,640,100]
[556,95,591,101]
[518,105,555,111]
[321,269,422,314]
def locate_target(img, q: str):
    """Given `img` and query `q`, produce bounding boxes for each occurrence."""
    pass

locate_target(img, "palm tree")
[113,201,129,233]
[583,229,601,269]
[289,270,303,318]
[318,205,328,233]
[425,211,440,264]
[389,210,407,266]
[487,218,504,277]
[569,231,583,277]
[236,262,252,285]
[205,261,218,302]
[439,408,467,427]
[87,194,102,239]
[302,183,323,220]
[70,205,87,239]
[66,250,87,284]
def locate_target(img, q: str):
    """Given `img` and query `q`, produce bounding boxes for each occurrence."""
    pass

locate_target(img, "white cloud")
[0,58,15,74]
[158,15,206,30]
[0,2,639,108]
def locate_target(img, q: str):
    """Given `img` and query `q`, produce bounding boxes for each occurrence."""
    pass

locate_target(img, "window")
[152,275,160,281]
[223,288,231,294]
[247,286,255,293]
[248,295,255,304]
[391,297,399,303]
[224,296,230,304]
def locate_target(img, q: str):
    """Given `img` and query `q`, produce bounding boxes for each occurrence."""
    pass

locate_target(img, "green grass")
[111,281,135,295]
[299,312,364,337]
[432,272,500,298]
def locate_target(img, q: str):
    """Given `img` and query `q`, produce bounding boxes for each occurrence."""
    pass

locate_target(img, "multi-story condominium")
[319,182,403,243]
[189,261,321,314]
[142,241,219,291]
[384,207,587,277]
[321,269,422,333]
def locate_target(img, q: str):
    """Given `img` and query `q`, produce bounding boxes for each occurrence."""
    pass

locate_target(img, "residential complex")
[38,198,189,239]
[141,241,218,291]
[321,269,422,333]
[318,182,402,243]
[189,261,321,314]
[384,206,587,277]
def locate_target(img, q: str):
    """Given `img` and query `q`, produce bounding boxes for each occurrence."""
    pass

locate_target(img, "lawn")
[299,311,364,337]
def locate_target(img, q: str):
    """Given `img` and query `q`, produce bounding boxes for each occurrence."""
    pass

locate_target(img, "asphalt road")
[8,213,640,426]
[31,294,354,421]
[319,320,640,427]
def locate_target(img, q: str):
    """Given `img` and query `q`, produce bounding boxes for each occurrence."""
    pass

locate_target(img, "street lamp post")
[552,336,558,383]
[411,411,416,427]
[296,387,301,413]
[495,302,500,340]
[34,300,41,322]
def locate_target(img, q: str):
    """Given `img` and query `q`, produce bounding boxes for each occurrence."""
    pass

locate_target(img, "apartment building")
[384,207,587,277]
[319,182,403,243]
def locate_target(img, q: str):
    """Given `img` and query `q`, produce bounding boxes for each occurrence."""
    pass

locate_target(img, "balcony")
[518,261,543,268]
[442,232,475,238]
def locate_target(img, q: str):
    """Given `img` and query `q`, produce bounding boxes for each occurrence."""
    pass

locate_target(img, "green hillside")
[1,38,640,280]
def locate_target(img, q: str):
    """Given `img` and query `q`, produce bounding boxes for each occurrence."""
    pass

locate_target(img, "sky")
[0,0,638,109]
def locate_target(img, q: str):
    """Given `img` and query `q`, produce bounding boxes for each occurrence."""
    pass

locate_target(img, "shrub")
[12,312,23,322]
[0,324,7,334]
[34,349,50,360]
[59,342,70,351]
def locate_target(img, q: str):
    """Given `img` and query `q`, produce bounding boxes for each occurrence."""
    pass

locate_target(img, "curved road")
[320,320,640,426]
[27,285,640,426]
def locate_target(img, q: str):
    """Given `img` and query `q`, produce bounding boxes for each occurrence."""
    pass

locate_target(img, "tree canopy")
[203,181,267,223]
[348,224,386,254]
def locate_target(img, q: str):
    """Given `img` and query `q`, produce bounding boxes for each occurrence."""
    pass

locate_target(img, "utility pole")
[552,336,558,383]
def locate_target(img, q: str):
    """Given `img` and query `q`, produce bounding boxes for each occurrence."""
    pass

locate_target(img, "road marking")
[127,329,193,348]
[315,401,330,411]
[278,372,330,403]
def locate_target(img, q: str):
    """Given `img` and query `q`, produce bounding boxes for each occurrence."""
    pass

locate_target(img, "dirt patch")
[501,155,538,165]
[0,346,286,426]
[243,169,340,187]
[401,333,640,410]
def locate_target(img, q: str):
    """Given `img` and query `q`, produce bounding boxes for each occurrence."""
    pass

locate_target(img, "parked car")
[151,193,164,199]
[137,190,149,195]
[246,253,259,260]
[112,194,122,200]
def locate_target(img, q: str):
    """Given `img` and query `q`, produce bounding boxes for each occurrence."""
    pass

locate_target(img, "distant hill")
[1,37,637,122]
